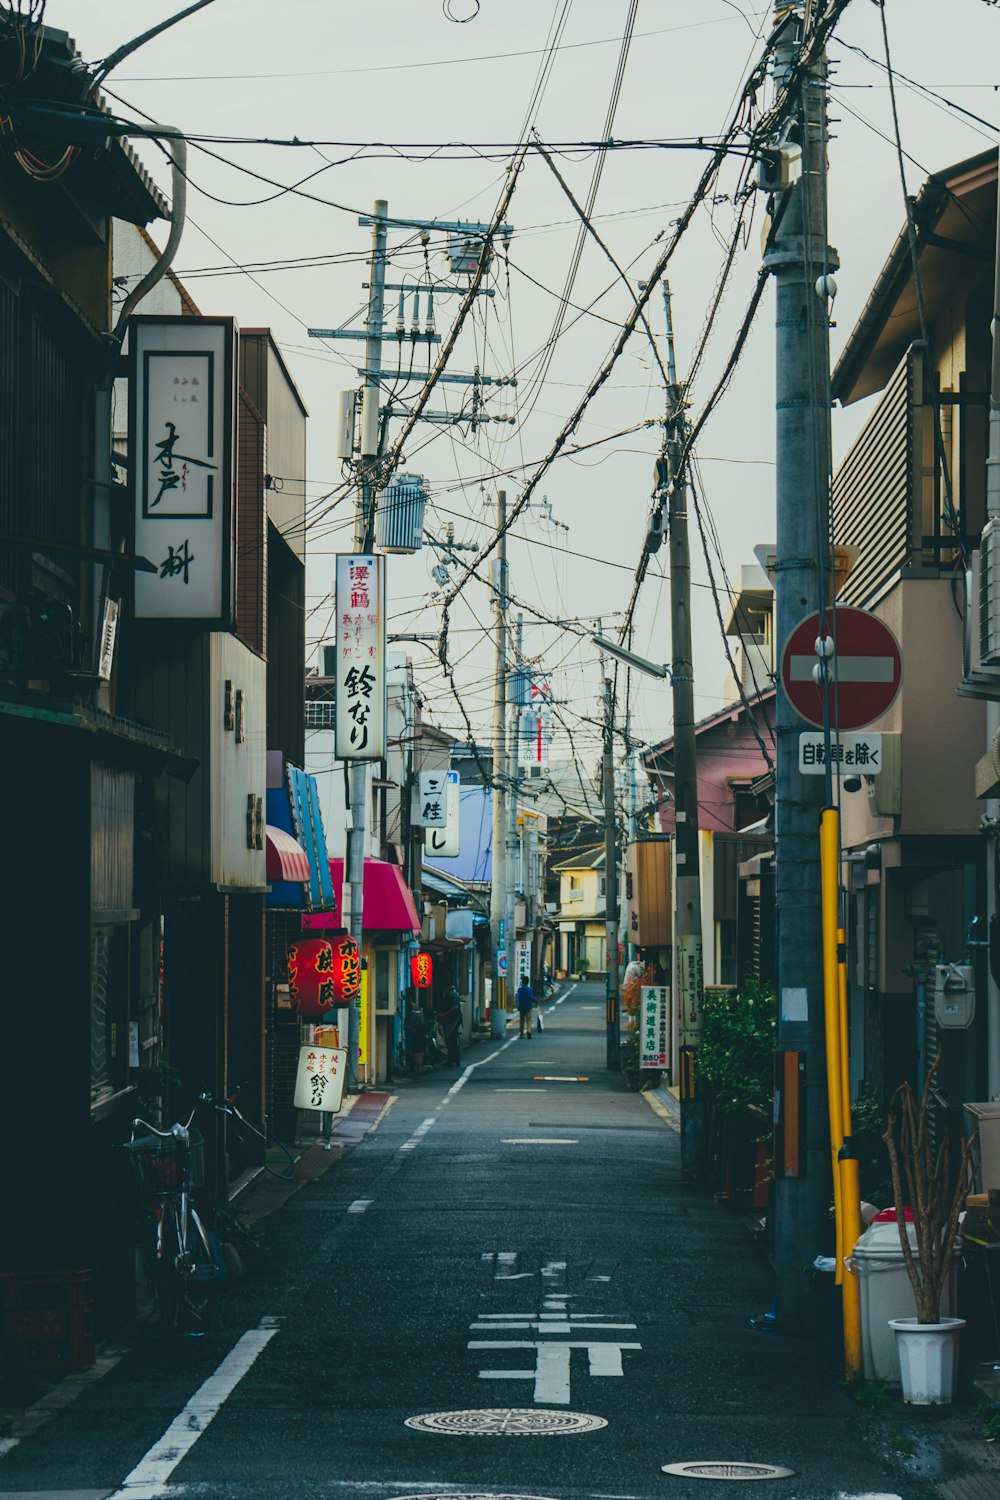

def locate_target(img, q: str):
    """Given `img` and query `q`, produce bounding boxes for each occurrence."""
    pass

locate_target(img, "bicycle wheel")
[155,1201,217,1332]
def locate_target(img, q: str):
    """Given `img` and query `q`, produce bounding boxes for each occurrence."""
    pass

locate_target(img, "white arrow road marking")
[110,1321,279,1498]
[789,654,894,682]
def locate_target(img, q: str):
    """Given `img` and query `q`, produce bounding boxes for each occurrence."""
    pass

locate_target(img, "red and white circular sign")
[780,606,902,731]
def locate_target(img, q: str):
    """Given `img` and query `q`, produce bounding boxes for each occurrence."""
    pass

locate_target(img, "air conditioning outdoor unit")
[957,547,1000,700]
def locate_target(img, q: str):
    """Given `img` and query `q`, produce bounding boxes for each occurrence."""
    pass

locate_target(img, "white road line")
[347,1199,372,1213]
[493,1088,547,1093]
[439,1030,520,1107]
[400,1116,437,1151]
[110,1321,279,1498]
[502,1137,578,1144]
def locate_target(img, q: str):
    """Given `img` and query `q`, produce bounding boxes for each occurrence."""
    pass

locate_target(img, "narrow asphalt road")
[0,982,919,1500]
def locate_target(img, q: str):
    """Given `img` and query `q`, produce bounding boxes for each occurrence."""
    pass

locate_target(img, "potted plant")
[882,1064,974,1403]
[698,979,776,1208]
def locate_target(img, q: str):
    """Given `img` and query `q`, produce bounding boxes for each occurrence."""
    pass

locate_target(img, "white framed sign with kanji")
[130,316,237,625]
[293,1044,348,1113]
[334,553,387,759]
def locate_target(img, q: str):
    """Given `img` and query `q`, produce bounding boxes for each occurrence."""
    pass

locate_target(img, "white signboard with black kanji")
[640,985,670,1068]
[293,1044,347,1113]
[334,554,387,759]
[424,770,461,857]
[798,732,882,776]
[417,770,448,827]
[131,316,236,624]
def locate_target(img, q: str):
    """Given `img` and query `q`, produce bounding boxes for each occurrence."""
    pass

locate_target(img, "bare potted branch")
[882,1065,973,1403]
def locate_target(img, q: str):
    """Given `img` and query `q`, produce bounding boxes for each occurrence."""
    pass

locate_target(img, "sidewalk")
[642,1081,1000,1499]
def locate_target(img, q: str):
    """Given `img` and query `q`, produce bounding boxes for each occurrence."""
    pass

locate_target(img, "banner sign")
[335,554,387,759]
[416,770,448,827]
[640,985,670,1068]
[515,939,532,985]
[424,770,460,857]
[676,933,704,1045]
[798,732,882,776]
[131,316,236,624]
[293,1044,347,1113]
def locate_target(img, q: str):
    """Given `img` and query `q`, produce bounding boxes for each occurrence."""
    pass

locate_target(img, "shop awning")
[328,858,421,934]
[266,825,311,884]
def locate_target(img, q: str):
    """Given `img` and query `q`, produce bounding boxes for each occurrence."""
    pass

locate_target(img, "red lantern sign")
[330,933,361,1005]
[411,951,433,989]
[288,934,360,1016]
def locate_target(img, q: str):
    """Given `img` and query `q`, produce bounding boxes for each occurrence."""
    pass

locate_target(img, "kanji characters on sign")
[334,554,386,759]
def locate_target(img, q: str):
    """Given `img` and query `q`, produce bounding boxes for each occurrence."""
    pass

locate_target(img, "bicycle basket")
[126,1129,205,1192]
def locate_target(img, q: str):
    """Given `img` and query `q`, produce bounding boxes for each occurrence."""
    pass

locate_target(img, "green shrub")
[698,977,776,1116]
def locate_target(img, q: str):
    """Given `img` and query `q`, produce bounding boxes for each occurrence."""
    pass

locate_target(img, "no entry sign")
[780,607,902,731]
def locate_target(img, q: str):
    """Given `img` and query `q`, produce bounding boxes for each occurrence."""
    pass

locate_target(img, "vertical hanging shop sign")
[130,316,237,625]
[639,985,670,1068]
[334,554,387,759]
[424,770,460,857]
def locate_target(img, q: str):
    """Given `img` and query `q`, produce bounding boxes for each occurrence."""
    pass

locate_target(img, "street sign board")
[293,1044,347,1113]
[640,985,670,1068]
[780,606,902,731]
[799,732,882,776]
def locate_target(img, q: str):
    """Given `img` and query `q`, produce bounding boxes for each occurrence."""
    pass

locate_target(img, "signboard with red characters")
[287,934,360,1016]
[293,1044,347,1113]
[411,951,433,989]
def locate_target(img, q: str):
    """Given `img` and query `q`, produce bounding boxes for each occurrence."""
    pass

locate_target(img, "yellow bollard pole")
[820,809,844,1280]
[837,923,863,1378]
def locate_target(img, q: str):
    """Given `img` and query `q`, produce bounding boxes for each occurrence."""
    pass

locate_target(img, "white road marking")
[400,1116,437,1151]
[347,1199,372,1213]
[471,1340,640,1404]
[493,1088,548,1092]
[109,1321,279,1498]
[502,1138,578,1144]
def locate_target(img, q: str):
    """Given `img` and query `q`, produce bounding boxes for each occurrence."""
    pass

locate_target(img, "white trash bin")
[851,1214,959,1384]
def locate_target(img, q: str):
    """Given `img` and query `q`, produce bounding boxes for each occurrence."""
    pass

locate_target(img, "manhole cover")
[661,1461,795,1481]
[405,1407,607,1436]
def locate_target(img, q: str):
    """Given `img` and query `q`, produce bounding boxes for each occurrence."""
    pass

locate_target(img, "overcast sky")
[53,0,1000,785]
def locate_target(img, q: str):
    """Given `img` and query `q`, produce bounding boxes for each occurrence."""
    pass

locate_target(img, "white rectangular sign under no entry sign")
[798,732,882,775]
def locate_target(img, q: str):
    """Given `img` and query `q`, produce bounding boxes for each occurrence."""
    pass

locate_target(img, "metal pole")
[661,283,705,1175]
[603,677,621,1070]
[344,198,389,1084]
[489,490,509,1036]
[763,6,835,1331]
[506,613,524,997]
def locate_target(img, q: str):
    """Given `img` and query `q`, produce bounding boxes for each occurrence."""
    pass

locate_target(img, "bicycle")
[122,1103,221,1332]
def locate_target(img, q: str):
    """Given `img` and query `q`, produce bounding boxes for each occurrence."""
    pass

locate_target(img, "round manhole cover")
[405,1408,607,1436]
[661,1461,795,1481]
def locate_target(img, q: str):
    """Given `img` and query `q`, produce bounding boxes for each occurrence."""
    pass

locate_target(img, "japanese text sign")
[334,554,387,759]
[293,1044,347,1113]
[640,985,670,1068]
[424,770,460,857]
[798,732,882,776]
[130,316,236,624]
[417,770,448,827]
[676,933,704,1045]
[411,952,433,989]
[287,935,357,1017]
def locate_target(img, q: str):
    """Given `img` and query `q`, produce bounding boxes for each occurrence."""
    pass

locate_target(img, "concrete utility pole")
[603,676,621,1070]
[506,612,524,996]
[490,490,510,1037]
[660,283,705,1177]
[763,4,837,1331]
[341,199,389,1080]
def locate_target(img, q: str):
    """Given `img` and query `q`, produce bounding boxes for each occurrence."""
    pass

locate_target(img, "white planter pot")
[888,1316,965,1404]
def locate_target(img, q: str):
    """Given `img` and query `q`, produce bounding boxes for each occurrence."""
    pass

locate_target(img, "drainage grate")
[405,1407,607,1436]
[661,1461,795,1481]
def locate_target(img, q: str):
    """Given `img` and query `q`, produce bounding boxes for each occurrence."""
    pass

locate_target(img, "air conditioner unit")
[957,547,1000,700]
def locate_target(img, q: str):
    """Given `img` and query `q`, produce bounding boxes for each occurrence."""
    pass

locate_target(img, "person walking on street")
[434,983,462,1066]
[515,977,536,1038]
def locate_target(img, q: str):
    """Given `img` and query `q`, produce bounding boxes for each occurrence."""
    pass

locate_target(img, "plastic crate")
[1,1271,95,1373]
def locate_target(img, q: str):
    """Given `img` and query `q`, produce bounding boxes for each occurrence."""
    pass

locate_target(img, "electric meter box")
[933,963,975,1030]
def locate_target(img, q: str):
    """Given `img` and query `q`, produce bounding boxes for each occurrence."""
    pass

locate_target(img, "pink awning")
[266,825,310,884]
[304,858,420,934]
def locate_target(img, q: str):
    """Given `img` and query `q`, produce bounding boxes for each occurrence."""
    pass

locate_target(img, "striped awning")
[265,824,311,884]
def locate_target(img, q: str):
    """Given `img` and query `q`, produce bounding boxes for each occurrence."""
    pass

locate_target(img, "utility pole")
[660,284,705,1176]
[763,3,837,1332]
[490,490,510,1037]
[506,613,524,999]
[603,676,621,1070]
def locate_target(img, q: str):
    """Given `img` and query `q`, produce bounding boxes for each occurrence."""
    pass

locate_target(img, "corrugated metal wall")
[90,762,134,914]
[833,344,920,608]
